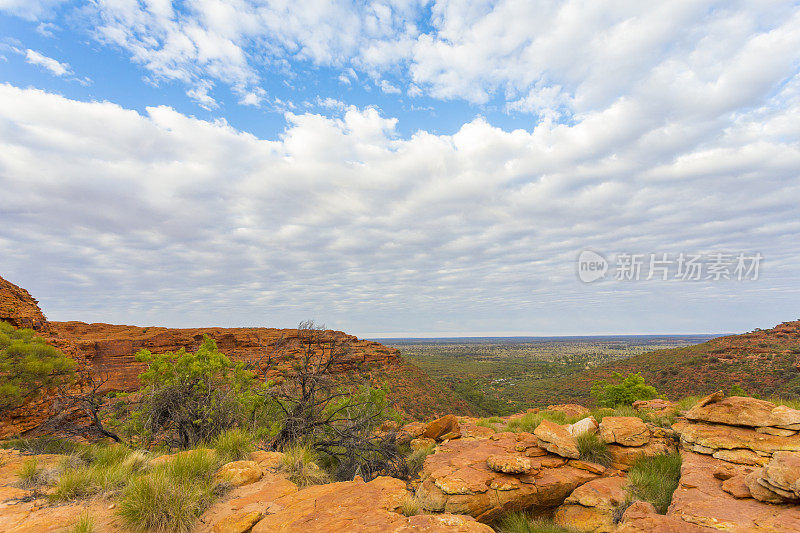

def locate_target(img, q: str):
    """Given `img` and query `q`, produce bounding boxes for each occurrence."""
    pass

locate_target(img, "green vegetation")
[396,336,705,414]
[0,321,75,415]
[575,433,612,466]
[127,336,264,448]
[67,513,94,533]
[496,512,579,533]
[590,372,658,408]
[279,444,330,487]
[1,436,82,455]
[505,410,580,433]
[627,453,682,513]
[50,445,150,501]
[17,457,46,488]
[209,428,254,463]
[406,442,436,476]
[399,493,421,517]
[118,449,219,533]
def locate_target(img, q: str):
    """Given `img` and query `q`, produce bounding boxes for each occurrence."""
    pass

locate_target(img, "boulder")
[423,415,460,441]
[686,392,800,430]
[568,417,599,437]
[762,450,800,498]
[215,460,264,487]
[534,419,580,459]
[553,476,629,533]
[415,432,597,522]
[598,417,650,447]
[250,476,492,532]
[744,469,786,504]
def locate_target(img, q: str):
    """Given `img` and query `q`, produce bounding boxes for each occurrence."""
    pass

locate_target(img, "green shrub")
[118,448,219,533]
[627,453,682,513]
[496,512,579,533]
[590,372,658,408]
[280,445,330,487]
[0,321,75,415]
[128,336,264,448]
[575,433,612,466]
[728,384,748,397]
[210,428,253,462]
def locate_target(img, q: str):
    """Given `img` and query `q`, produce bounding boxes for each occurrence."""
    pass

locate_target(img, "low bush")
[399,493,421,517]
[575,433,612,466]
[627,452,682,513]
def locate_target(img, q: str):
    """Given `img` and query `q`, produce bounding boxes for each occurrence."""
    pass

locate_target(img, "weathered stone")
[744,469,785,503]
[686,392,800,430]
[411,437,437,451]
[486,454,531,474]
[721,475,751,499]
[215,461,263,487]
[423,415,460,441]
[762,450,800,498]
[251,476,492,532]
[415,433,597,522]
[712,448,769,466]
[568,460,607,475]
[534,419,580,459]
[598,417,650,447]
[554,477,628,533]
[211,510,263,533]
[608,437,676,470]
[674,420,800,459]
[667,451,800,531]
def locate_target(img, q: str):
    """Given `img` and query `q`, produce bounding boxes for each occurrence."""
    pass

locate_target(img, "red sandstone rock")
[0,276,49,331]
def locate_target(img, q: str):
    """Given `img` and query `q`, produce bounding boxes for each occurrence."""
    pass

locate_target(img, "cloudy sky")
[0,1,798,337]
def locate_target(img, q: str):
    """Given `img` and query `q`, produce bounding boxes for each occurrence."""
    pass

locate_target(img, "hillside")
[0,275,473,436]
[535,321,800,405]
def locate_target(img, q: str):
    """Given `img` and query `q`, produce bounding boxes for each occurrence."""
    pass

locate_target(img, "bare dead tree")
[260,321,408,480]
[55,367,121,442]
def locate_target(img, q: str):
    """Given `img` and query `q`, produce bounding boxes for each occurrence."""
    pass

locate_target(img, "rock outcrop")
[553,476,629,533]
[415,431,598,522]
[0,276,49,331]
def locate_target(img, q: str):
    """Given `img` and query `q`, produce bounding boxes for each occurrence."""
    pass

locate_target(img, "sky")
[0,1,799,338]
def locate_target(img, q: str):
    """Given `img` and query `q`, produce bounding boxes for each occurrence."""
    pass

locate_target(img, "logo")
[577,250,608,283]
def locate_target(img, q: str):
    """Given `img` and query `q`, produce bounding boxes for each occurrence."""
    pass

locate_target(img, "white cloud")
[0,0,65,21]
[25,48,71,76]
[0,83,798,335]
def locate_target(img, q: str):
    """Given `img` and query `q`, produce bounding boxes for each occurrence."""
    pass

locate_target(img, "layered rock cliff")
[0,274,473,437]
